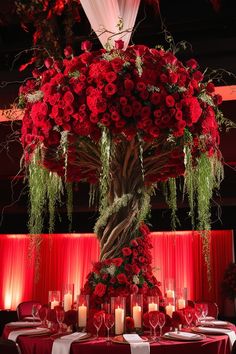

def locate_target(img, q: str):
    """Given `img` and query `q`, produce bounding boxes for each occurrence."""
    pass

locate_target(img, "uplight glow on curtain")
[0,230,234,311]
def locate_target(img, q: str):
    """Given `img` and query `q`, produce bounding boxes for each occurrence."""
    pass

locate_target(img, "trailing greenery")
[166,178,179,230]
[28,148,48,235]
[184,145,196,229]
[47,172,63,233]
[99,127,111,214]
[66,182,73,232]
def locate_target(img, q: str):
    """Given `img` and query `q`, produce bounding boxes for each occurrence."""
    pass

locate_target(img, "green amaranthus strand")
[184,145,196,229]
[99,127,111,214]
[47,172,63,234]
[66,182,73,232]
[166,177,179,230]
[28,148,48,235]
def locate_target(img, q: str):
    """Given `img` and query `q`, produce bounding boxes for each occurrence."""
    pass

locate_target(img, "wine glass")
[56,308,65,333]
[104,313,114,342]
[38,306,48,327]
[93,313,103,339]
[158,312,166,337]
[194,303,203,325]
[201,303,208,320]
[32,304,41,322]
[149,312,159,340]
[184,308,194,328]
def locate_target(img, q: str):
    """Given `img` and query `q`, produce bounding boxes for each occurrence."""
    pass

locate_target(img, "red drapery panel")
[0,230,234,312]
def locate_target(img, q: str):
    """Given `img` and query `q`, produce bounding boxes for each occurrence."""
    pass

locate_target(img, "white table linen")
[123,334,150,354]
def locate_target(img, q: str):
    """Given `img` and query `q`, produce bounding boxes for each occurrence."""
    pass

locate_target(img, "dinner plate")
[112,335,150,344]
[192,326,232,335]
[162,331,206,341]
[199,320,229,327]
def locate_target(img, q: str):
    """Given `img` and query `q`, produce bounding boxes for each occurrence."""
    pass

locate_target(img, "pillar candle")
[115,306,124,334]
[51,300,59,309]
[165,303,175,317]
[166,290,175,298]
[177,298,186,310]
[63,292,72,311]
[133,304,141,328]
[148,302,158,312]
[78,304,87,327]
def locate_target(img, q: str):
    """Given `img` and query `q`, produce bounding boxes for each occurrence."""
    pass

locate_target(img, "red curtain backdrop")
[0,230,234,312]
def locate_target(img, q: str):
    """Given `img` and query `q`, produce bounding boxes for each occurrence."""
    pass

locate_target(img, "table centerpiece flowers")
[18,38,225,302]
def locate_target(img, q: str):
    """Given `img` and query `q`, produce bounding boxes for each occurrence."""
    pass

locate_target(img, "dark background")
[0,0,235,243]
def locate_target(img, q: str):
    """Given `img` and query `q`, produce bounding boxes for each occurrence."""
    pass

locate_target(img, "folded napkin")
[123,334,150,354]
[8,328,49,341]
[164,331,202,341]
[197,327,236,349]
[7,321,40,327]
[51,332,88,354]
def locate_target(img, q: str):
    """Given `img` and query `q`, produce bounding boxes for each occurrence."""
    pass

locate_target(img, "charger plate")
[162,331,206,341]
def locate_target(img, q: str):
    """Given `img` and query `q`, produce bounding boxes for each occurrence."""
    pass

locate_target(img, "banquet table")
[2,324,233,354]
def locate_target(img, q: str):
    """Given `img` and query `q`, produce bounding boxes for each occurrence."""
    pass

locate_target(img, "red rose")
[105,83,117,96]
[63,91,74,105]
[130,239,138,247]
[132,264,140,275]
[111,258,123,267]
[44,57,53,68]
[81,40,92,51]
[165,95,175,107]
[124,79,134,90]
[126,316,135,331]
[94,283,106,297]
[111,57,124,72]
[122,247,132,256]
[117,273,127,284]
[206,82,215,93]
[115,39,124,50]
[64,46,73,58]
[130,284,139,294]
[105,71,117,83]
[192,70,204,82]
[186,58,198,69]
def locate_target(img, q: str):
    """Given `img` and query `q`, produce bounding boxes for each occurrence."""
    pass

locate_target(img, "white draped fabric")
[80,0,141,49]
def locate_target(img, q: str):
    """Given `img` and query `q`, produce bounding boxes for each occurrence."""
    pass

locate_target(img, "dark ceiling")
[0,0,236,234]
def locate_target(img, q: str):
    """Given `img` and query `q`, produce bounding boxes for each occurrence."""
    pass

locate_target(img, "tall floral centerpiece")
[19,40,224,303]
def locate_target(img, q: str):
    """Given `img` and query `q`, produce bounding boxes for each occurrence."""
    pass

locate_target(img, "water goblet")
[93,313,103,339]
[194,303,203,325]
[104,313,114,342]
[201,303,208,319]
[32,303,41,322]
[158,312,166,337]
[56,308,65,333]
[149,312,159,340]
[38,306,48,327]
[184,308,194,329]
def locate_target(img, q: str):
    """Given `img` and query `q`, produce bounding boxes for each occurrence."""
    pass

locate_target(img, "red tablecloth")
[2,325,232,354]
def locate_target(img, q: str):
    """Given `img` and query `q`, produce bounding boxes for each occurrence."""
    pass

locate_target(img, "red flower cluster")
[221,262,236,300]
[19,43,222,183]
[81,224,161,306]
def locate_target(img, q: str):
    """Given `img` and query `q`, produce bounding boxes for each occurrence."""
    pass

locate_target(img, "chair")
[0,338,20,354]
[195,301,219,319]
[16,300,41,321]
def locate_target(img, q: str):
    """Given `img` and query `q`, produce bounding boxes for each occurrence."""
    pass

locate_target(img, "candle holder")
[111,296,126,335]
[48,290,61,309]
[165,278,175,300]
[176,288,187,310]
[131,294,143,332]
[77,294,89,330]
[147,296,159,312]
[165,297,175,318]
[63,284,74,311]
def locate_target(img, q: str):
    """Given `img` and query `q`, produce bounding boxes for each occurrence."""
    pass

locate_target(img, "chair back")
[16,300,41,320]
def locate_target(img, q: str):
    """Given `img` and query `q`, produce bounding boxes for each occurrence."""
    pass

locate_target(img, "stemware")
[184,308,194,328]
[149,312,159,340]
[38,306,48,327]
[56,308,65,333]
[194,303,203,325]
[93,313,103,339]
[158,312,166,337]
[31,303,42,322]
[104,313,114,342]
[201,303,208,319]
